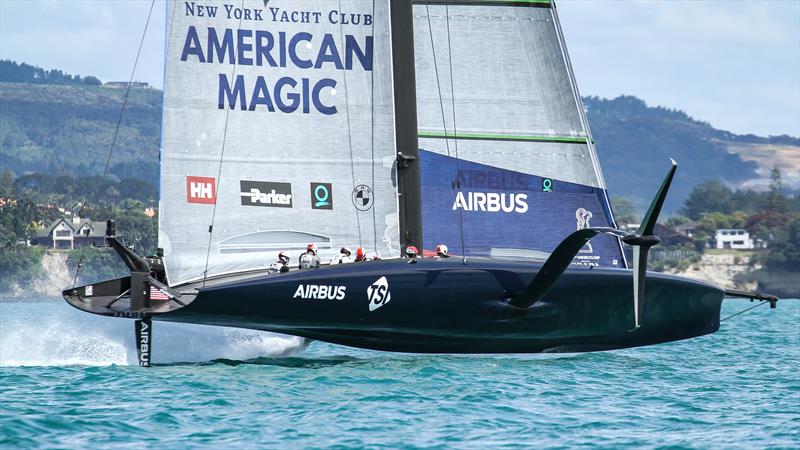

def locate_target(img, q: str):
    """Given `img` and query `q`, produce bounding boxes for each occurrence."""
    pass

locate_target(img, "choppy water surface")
[1,298,798,448]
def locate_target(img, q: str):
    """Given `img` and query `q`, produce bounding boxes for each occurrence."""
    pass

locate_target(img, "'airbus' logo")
[293,284,346,300]
[452,192,528,213]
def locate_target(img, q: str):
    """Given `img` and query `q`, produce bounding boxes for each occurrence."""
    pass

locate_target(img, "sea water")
[1,297,798,448]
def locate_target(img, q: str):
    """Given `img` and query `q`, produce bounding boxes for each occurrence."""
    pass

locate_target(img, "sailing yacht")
[64,0,777,365]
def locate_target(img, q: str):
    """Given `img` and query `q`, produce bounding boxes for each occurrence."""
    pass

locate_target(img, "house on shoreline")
[34,216,106,250]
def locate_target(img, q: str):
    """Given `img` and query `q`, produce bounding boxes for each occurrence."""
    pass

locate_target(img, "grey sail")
[413,1,625,267]
[160,0,399,285]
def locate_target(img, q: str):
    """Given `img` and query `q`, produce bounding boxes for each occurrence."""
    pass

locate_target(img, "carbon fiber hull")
[150,258,723,353]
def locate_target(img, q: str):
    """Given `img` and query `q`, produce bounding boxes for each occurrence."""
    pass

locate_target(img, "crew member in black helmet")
[331,247,353,264]
[299,243,321,269]
[268,251,291,274]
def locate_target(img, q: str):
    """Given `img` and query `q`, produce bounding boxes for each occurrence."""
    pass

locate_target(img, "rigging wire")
[72,0,156,288]
[201,0,245,287]
[425,3,467,263]
[369,0,378,255]
[338,0,363,248]
[720,300,769,322]
[444,5,467,264]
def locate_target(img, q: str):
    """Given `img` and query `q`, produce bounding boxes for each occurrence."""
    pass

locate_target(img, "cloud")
[0,0,166,87]
[557,0,800,136]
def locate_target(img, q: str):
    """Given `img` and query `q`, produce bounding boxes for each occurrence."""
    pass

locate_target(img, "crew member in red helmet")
[355,247,367,262]
[268,251,291,274]
[405,245,419,263]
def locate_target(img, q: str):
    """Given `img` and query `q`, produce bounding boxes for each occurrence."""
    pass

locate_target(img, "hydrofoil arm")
[510,160,678,331]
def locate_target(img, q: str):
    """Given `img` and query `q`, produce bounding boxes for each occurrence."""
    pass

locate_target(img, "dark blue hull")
[155,258,724,353]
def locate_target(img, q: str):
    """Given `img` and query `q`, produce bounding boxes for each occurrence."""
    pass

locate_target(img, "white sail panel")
[160,0,399,285]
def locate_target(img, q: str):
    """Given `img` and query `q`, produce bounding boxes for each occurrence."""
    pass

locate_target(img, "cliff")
[665,250,799,298]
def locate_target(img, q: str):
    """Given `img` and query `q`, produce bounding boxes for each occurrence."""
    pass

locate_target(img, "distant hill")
[585,96,798,213]
[0,82,161,182]
[1,64,797,215]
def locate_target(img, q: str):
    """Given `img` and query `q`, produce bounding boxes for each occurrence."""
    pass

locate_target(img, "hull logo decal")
[293,284,346,300]
[367,276,391,311]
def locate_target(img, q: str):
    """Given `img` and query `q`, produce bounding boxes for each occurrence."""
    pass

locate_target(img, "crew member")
[268,251,291,274]
[299,243,321,269]
[434,244,449,258]
[355,247,367,262]
[404,245,419,263]
[330,247,353,264]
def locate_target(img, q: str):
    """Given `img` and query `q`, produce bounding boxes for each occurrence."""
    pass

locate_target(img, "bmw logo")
[352,185,374,211]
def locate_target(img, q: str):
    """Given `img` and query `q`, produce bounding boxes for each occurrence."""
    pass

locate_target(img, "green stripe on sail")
[418,131,587,144]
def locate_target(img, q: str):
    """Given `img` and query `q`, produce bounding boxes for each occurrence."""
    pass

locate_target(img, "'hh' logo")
[186,176,216,204]
[367,276,391,311]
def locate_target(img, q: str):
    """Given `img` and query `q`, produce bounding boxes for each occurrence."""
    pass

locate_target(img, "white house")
[714,229,754,250]
[35,216,107,250]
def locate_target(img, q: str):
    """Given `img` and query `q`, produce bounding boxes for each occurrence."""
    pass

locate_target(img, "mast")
[390,0,423,252]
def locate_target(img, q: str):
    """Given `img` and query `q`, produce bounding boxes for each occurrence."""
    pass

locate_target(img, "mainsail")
[413,1,624,267]
[159,0,624,285]
[160,0,401,284]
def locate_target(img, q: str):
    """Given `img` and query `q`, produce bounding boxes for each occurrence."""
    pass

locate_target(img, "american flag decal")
[149,286,170,301]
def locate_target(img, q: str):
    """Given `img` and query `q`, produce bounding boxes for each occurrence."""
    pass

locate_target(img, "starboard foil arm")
[510,160,678,331]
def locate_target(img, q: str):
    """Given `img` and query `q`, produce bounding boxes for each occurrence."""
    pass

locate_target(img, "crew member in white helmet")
[330,247,353,264]
[299,243,321,269]
[434,244,449,259]
[268,251,291,274]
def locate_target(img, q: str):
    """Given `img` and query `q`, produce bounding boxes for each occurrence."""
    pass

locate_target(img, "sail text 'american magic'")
[181,26,373,115]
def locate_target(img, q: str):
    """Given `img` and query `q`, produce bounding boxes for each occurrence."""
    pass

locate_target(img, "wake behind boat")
[64,0,779,366]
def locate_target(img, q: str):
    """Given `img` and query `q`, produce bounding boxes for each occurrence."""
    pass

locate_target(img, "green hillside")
[0,82,161,182]
[1,63,798,214]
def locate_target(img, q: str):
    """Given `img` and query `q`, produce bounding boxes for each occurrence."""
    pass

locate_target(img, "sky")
[1,0,798,137]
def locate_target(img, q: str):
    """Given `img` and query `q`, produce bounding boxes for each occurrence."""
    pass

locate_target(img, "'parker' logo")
[186,176,216,204]
[240,181,293,207]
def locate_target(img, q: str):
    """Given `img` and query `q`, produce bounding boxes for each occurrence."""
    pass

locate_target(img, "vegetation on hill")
[0,60,101,86]
[0,170,157,290]
[648,169,800,273]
